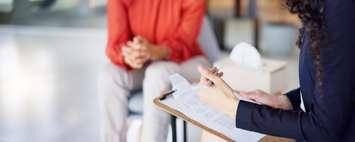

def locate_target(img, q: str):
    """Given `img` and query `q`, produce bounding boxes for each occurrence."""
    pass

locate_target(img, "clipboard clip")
[160,90,176,100]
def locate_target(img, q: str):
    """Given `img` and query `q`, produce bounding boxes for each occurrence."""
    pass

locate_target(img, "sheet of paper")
[164,74,266,142]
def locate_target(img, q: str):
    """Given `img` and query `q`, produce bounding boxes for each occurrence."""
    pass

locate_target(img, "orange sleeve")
[106,0,132,70]
[162,0,206,63]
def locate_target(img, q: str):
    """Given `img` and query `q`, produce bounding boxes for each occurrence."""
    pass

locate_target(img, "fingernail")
[207,81,214,86]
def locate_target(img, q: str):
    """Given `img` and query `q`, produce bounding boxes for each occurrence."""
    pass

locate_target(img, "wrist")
[227,98,239,119]
[150,44,170,60]
[275,95,293,110]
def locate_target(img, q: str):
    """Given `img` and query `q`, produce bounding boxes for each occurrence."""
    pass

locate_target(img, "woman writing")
[198,0,355,141]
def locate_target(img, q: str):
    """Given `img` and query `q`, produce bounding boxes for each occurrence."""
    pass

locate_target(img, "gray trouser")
[98,56,210,142]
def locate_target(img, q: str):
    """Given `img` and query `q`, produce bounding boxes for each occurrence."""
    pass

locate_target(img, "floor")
[0,26,106,142]
[0,7,300,142]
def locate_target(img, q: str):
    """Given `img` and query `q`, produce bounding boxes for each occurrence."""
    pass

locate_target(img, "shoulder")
[323,0,355,51]
[324,0,355,29]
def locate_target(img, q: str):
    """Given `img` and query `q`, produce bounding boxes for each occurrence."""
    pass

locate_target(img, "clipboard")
[154,90,295,142]
[154,90,235,142]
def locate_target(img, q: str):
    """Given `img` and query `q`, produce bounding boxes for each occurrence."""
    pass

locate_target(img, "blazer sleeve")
[106,0,132,70]
[285,88,302,111]
[161,0,206,63]
[236,35,355,142]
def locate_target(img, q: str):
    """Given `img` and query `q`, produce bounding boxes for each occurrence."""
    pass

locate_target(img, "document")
[162,74,266,142]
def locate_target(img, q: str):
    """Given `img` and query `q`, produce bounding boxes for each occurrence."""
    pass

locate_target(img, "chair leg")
[183,121,187,142]
[171,116,177,142]
[171,116,188,142]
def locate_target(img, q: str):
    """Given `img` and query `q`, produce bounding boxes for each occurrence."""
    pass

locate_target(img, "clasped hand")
[122,36,169,69]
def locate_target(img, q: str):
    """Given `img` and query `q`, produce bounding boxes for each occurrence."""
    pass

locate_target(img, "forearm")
[236,102,304,140]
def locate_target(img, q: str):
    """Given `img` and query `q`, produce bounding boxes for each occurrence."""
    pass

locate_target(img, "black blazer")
[235,1,355,142]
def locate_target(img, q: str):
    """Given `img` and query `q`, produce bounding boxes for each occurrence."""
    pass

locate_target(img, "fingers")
[123,52,145,68]
[201,67,216,86]
[239,91,257,100]
[124,56,142,69]
[209,67,224,86]
[127,41,148,51]
[126,40,151,62]
[198,66,223,87]
[125,56,145,68]
[123,45,149,59]
[217,71,223,77]
[122,46,148,69]
[198,66,218,82]
[132,36,150,52]
[209,67,223,77]
[239,90,271,105]
[206,66,223,78]
[133,36,145,44]
[210,67,218,74]
[198,66,213,87]
[198,66,237,100]
[127,41,140,49]
[122,37,152,69]
[122,46,132,57]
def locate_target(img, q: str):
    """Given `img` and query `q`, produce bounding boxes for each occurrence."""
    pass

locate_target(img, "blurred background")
[0,0,301,142]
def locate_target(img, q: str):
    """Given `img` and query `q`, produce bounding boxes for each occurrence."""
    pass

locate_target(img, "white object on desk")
[164,74,266,142]
[215,57,287,94]
[215,42,287,94]
[230,42,262,70]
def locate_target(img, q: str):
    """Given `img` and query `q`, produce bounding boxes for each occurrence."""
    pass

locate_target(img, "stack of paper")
[161,74,265,142]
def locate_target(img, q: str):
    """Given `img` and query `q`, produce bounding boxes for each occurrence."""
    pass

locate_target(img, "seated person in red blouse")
[98,0,209,142]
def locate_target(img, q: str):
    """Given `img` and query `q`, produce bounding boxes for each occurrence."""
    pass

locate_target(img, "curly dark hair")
[285,0,327,94]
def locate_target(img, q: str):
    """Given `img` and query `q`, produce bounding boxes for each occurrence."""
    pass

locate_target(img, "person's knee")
[98,63,130,105]
[144,61,179,85]
[143,62,180,99]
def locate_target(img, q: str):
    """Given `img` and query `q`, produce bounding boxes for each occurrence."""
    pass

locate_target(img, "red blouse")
[106,0,206,70]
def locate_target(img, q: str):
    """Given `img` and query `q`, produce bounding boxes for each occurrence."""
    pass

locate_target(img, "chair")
[127,16,222,142]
